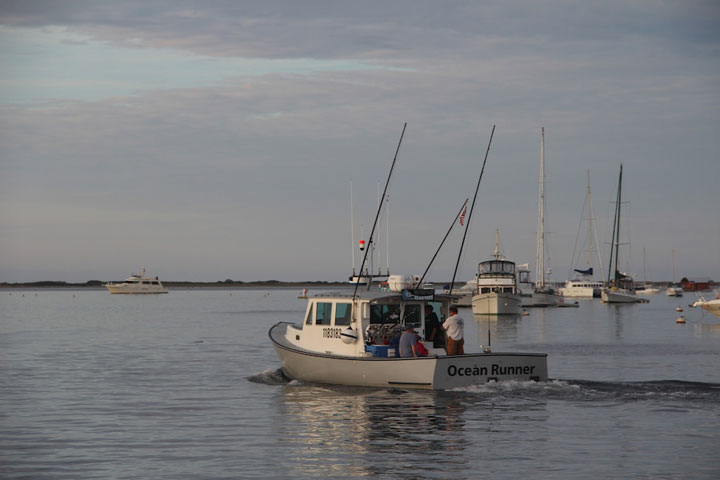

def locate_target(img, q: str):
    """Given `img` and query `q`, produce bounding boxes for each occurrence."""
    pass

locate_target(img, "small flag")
[460,206,467,226]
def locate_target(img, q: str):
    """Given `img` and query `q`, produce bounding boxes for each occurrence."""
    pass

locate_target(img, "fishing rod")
[448,125,496,296]
[353,122,407,299]
[414,198,469,288]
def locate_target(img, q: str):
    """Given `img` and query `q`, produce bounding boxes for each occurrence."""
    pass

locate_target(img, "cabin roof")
[309,290,454,302]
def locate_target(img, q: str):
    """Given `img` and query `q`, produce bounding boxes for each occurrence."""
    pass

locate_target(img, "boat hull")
[270,323,547,389]
[471,293,522,315]
[105,285,168,294]
[601,288,642,303]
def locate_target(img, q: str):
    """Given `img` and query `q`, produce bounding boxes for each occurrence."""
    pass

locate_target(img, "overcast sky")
[1,0,719,284]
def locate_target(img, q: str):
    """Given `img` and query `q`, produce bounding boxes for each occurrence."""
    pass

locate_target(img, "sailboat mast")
[586,170,593,273]
[608,164,624,284]
[350,181,356,277]
[535,127,546,287]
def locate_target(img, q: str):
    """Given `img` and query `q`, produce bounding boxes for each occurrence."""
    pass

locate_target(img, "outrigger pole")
[353,123,407,300]
[414,198,469,288]
[448,125,496,296]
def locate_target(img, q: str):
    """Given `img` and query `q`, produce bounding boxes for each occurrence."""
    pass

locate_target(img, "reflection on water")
[471,315,521,347]
[276,384,552,479]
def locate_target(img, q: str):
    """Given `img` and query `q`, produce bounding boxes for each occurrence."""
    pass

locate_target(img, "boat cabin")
[477,259,518,294]
[284,290,451,358]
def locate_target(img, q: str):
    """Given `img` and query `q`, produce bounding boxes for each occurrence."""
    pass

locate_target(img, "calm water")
[1,287,719,479]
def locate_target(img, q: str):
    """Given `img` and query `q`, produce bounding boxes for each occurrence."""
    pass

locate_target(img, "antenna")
[353,123,407,299]
[415,198,469,287]
[449,125,496,295]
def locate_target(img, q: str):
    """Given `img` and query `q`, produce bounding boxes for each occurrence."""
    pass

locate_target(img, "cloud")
[0,0,719,282]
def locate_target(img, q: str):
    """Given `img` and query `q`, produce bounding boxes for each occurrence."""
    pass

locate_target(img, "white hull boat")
[472,292,523,314]
[691,293,720,318]
[559,280,603,298]
[105,267,168,294]
[269,289,547,389]
[666,286,683,297]
[601,288,645,303]
[471,230,523,316]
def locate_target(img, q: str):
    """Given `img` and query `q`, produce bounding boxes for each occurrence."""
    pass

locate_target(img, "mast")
[586,170,593,275]
[588,171,605,282]
[386,193,390,275]
[535,127,546,287]
[607,164,623,284]
[350,181,356,277]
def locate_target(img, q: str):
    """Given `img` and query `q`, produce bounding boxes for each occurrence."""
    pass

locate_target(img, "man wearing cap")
[399,324,419,358]
[442,306,464,355]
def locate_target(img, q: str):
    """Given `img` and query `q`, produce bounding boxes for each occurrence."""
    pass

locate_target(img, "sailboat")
[559,170,605,298]
[666,249,683,296]
[601,165,644,303]
[521,128,565,307]
[636,247,660,295]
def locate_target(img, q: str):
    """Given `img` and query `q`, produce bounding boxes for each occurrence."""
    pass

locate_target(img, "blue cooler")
[365,345,395,357]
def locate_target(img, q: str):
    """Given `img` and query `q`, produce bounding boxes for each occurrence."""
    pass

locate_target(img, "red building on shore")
[680,277,715,291]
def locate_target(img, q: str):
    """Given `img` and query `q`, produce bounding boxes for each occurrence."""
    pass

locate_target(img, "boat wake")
[456,378,720,403]
[247,368,292,385]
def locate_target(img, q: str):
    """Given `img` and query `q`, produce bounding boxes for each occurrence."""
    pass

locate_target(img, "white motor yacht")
[471,232,523,315]
[105,267,168,294]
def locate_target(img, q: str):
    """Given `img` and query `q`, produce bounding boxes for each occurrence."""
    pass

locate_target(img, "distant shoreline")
[0,280,353,289]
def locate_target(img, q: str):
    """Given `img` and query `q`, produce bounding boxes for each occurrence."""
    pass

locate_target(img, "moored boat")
[601,165,643,304]
[105,267,168,294]
[269,287,547,389]
[471,231,523,315]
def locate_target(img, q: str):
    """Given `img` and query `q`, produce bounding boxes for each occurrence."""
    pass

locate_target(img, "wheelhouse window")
[370,304,401,325]
[315,302,332,325]
[305,304,314,325]
[334,302,352,326]
[402,304,421,329]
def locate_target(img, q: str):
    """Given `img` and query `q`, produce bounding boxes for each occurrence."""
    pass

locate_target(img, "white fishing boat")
[105,267,168,294]
[559,170,605,298]
[601,165,643,304]
[270,124,547,388]
[269,287,548,389]
[472,230,523,315]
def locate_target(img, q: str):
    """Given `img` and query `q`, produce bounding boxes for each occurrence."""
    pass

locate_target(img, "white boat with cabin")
[269,286,548,389]
[105,267,168,294]
[471,231,523,315]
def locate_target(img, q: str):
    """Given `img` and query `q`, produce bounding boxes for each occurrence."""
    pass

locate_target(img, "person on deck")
[442,306,464,355]
[399,325,420,357]
[424,304,444,349]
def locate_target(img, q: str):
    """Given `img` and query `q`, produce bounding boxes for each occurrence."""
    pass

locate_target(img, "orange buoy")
[676,315,686,324]
[675,306,683,312]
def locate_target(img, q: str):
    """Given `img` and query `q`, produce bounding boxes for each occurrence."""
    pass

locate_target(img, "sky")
[1,0,719,284]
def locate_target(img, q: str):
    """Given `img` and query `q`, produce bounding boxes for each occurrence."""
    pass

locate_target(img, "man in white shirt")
[442,306,464,355]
